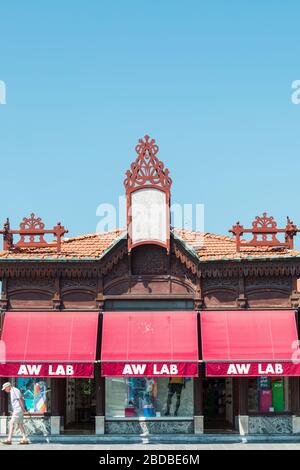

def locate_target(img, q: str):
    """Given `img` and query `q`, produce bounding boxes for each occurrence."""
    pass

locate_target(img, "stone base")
[238,415,249,436]
[0,416,7,436]
[95,416,105,435]
[249,415,292,435]
[9,416,51,436]
[105,420,194,435]
[292,416,300,434]
[194,416,204,434]
[50,416,61,435]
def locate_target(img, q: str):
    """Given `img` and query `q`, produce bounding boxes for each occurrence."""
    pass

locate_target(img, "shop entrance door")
[65,379,96,433]
[203,378,235,432]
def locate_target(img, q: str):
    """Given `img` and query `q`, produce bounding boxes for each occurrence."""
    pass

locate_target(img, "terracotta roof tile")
[174,228,300,261]
[0,227,299,262]
[0,228,125,260]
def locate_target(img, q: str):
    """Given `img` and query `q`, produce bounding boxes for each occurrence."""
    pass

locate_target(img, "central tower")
[124,135,172,253]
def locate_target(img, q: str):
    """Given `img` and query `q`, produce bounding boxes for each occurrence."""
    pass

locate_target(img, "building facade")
[1,135,300,437]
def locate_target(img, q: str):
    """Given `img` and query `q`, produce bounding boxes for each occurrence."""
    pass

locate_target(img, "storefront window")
[14,378,50,414]
[248,377,289,413]
[106,378,194,418]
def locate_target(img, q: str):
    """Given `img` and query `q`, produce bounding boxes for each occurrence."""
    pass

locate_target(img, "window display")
[106,377,193,418]
[15,378,49,414]
[248,377,288,413]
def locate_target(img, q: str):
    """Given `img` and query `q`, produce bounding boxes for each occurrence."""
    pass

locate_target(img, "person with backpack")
[1,382,29,445]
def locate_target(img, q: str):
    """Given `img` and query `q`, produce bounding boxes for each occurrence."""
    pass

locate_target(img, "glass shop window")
[12,378,50,414]
[248,377,290,413]
[106,377,194,418]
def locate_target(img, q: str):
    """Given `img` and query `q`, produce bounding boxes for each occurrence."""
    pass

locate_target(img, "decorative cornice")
[101,245,127,275]
[200,260,300,279]
[173,239,200,277]
[1,241,300,280]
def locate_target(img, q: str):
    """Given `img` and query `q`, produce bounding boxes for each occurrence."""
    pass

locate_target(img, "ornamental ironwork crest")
[124,135,172,191]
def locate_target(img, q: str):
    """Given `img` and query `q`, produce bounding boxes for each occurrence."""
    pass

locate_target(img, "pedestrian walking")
[1,382,29,445]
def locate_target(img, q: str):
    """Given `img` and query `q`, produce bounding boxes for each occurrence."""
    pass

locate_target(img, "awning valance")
[0,311,99,378]
[101,311,198,377]
[201,310,300,377]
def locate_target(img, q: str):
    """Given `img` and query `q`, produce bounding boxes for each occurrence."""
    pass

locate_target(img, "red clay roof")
[0,227,299,262]
[174,229,300,261]
[0,229,125,260]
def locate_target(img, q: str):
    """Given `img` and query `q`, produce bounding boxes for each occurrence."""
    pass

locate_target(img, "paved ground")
[1,443,300,450]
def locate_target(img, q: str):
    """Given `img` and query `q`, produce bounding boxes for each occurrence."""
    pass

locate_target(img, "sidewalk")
[1,442,300,450]
[2,434,300,445]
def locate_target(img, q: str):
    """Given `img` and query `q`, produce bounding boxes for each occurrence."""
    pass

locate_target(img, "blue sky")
[0,1,299,242]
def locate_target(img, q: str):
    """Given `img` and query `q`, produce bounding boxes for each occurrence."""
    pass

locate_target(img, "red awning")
[201,310,300,377]
[101,311,198,377]
[201,310,298,361]
[0,311,99,378]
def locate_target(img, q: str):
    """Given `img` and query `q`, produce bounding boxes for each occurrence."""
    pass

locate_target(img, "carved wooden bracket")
[52,293,62,311]
[52,277,62,310]
[96,275,104,310]
[229,214,299,252]
[236,294,248,309]
[194,300,203,311]
[290,291,300,309]
[0,214,68,253]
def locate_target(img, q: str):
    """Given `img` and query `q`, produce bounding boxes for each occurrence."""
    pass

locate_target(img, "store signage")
[0,363,94,378]
[206,362,300,377]
[102,362,198,377]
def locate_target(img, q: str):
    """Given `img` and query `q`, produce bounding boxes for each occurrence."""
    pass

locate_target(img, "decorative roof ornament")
[124,135,172,191]
[229,213,299,252]
[18,213,46,245]
[2,218,13,251]
[124,135,172,253]
[0,214,68,252]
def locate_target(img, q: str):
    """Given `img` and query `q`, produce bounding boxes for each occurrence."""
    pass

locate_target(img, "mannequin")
[165,378,185,416]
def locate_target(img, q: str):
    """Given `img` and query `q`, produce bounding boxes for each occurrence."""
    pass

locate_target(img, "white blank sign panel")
[131,188,167,246]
